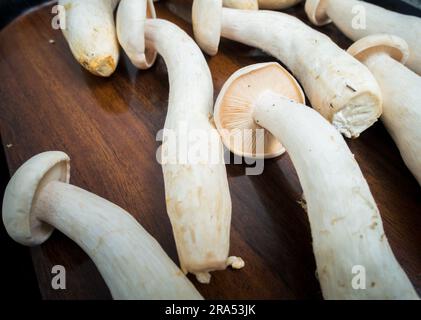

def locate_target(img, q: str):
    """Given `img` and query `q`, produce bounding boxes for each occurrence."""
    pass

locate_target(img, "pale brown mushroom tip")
[214,62,305,159]
[305,0,332,26]
[78,54,118,77]
[347,34,410,65]
[2,151,70,246]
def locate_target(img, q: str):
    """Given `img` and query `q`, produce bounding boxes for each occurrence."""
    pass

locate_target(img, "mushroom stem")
[357,52,421,185]
[252,91,418,299]
[305,0,421,74]
[32,181,202,300]
[145,19,241,283]
[59,0,120,76]
[220,8,382,138]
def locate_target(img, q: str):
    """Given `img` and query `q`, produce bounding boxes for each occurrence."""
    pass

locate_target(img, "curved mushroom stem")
[145,19,242,283]
[220,8,382,138]
[252,91,418,299]
[59,0,120,76]
[31,181,202,300]
[357,53,421,185]
[305,0,421,75]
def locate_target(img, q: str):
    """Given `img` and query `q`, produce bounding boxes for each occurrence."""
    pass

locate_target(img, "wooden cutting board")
[0,1,419,299]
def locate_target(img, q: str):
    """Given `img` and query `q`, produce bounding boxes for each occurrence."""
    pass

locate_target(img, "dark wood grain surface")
[0,0,419,299]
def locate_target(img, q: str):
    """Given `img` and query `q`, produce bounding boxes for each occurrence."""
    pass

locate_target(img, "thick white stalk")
[145,19,241,283]
[59,0,120,76]
[33,181,203,300]
[221,8,382,138]
[253,91,418,299]
[305,0,421,74]
[361,53,421,184]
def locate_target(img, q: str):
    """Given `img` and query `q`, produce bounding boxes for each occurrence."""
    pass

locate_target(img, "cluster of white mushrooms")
[2,0,420,300]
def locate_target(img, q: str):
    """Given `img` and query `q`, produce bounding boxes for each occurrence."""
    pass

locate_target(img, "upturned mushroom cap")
[117,0,158,69]
[305,0,332,26]
[137,0,158,69]
[192,0,222,56]
[2,151,70,246]
[214,62,305,159]
[347,34,410,64]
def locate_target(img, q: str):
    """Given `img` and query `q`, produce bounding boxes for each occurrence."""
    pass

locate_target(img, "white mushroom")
[2,151,203,300]
[348,34,421,185]
[191,1,383,138]
[305,0,421,75]
[59,0,120,76]
[116,0,157,69]
[214,62,419,299]
[116,10,243,282]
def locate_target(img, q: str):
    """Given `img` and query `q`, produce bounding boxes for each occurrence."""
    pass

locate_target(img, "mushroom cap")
[141,0,158,69]
[305,0,332,26]
[192,0,222,56]
[214,62,305,159]
[347,34,410,65]
[117,0,158,69]
[2,151,70,246]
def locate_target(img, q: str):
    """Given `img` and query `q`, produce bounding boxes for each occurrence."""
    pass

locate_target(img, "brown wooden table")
[0,0,419,299]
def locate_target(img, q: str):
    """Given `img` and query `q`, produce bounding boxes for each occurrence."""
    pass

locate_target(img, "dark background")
[0,0,419,300]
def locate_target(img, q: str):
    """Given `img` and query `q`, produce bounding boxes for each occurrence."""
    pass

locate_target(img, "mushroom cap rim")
[2,151,70,246]
[214,62,305,159]
[347,34,410,65]
[305,0,332,26]
[139,0,158,69]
